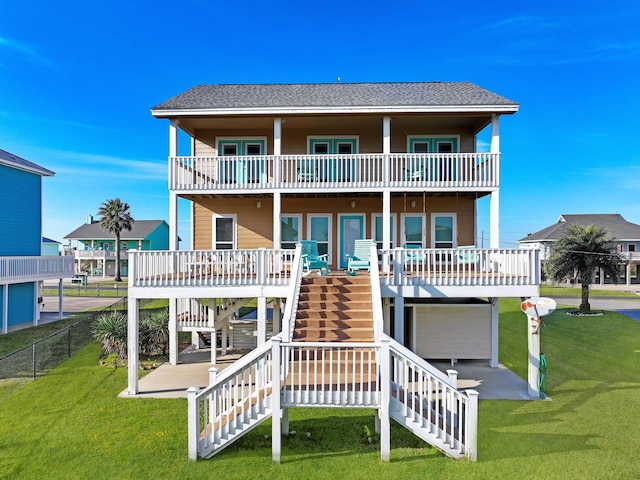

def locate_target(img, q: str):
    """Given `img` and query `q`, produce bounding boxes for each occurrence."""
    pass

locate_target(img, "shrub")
[92,312,128,359]
[140,308,169,357]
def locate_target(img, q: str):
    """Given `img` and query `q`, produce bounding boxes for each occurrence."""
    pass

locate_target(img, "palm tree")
[97,198,134,282]
[546,224,624,313]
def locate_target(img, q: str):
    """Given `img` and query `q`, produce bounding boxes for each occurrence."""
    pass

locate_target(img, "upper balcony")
[169,152,499,195]
[0,256,75,284]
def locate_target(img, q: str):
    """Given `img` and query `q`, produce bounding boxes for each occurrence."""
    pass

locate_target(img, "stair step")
[297,300,372,310]
[293,328,375,342]
[298,292,372,302]
[299,284,371,293]
[302,276,370,286]
[294,319,373,329]
[296,311,372,323]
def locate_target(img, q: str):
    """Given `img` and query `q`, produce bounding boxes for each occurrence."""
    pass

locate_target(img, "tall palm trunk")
[114,232,122,282]
[579,283,591,314]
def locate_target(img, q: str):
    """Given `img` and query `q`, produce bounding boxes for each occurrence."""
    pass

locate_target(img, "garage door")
[413,304,491,360]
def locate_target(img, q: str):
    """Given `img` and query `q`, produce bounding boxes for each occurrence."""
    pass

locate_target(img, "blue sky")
[1,0,639,249]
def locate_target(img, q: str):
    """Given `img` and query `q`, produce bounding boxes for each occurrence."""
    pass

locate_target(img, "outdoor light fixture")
[410,200,416,208]
[256,200,262,208]
[350,200,356,208]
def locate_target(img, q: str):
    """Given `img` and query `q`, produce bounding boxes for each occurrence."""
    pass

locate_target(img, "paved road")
[40,296,122,321]
[552,296,640,321]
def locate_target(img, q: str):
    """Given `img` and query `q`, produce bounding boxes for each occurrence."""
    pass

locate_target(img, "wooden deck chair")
[300,240,329,275]
[347,239,374,274]
[403,244,426,262]
[456,246,479,266]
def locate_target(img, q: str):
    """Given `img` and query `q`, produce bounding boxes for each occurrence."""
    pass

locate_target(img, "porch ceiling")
[178,112,494,136]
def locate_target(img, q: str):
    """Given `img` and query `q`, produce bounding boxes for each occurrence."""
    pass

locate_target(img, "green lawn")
[0,298,639,479]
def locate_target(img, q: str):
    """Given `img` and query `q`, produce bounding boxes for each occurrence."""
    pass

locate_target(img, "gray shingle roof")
[0,148,54,176]
[64,220,167,240]
[151,82,518,112]
[519,214,640,242]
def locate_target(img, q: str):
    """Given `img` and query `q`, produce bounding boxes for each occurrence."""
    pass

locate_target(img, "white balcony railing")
[74,250,123,259]
[128,249,296,288]
[0,256,75,283]
[379,247,540,288]
[169,153,499,192]
[128,248,539,290]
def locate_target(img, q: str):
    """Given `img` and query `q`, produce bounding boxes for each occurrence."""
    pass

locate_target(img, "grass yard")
[0,298,639,479]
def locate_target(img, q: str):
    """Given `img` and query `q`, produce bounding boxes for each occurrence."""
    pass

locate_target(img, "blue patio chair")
[457,245,479,266]
[300,240,329,275]
[403,244,426,262]
[347,239,374,274]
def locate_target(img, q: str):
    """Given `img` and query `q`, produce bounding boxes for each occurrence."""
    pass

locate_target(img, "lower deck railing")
[0,256,74,282]
[187,335,478,461]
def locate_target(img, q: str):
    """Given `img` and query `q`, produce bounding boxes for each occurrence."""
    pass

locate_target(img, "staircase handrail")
[368,243,384,342]
[282,243,304,342]
[384,333,454,386]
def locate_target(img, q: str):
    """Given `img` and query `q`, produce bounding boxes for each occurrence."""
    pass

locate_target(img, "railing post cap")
[466,389,480,398]
[186,386,200,395]
[208,367,219,373]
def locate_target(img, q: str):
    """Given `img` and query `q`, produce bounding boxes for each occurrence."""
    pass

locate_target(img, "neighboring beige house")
[519,213,640,285]
[125,82,540,461]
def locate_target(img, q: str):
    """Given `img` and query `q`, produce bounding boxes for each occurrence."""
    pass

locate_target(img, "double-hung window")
[212,214,236,250]
[281,214,302,250]
[432,213,456,248]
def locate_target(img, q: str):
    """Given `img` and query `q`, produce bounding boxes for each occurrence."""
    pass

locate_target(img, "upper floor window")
[401,214,425,248]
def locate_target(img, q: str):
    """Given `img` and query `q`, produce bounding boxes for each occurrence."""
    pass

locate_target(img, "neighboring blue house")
[0,148,74,334]
[42,237,61,256]
[64,219,172,277]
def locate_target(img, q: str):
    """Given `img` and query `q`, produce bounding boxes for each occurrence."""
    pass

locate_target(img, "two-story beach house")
[64,219,171,278]
[0,149,74,334]
[520,213,640,285]
[126,82,540,462]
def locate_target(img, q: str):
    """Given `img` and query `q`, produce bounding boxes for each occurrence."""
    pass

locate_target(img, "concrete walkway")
[120,348,534,401]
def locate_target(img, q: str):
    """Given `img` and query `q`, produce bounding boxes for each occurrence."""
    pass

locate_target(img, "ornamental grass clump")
[92,308,169,362]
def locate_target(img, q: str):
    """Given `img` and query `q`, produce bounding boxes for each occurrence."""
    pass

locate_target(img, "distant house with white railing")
[520,213,640,285]
[0,148,74,334]
[64,219,171,278]
[125,82,540,462]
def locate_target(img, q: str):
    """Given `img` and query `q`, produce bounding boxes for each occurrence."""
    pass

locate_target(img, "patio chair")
[300,240,329,275]
[347,239,374,274]
[297,159,318,182]
[456,246,479,266]
[404,244,426,262]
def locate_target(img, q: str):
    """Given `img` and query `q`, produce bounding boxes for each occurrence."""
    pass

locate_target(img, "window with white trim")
[212,214,237,250]
[431,213,456,248]
[401,214,425,248]
[281,214,302,250]
[372,214,396,250]
[308,214,332,262]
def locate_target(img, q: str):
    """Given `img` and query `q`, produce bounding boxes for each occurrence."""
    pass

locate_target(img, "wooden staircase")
[293,275,374,342]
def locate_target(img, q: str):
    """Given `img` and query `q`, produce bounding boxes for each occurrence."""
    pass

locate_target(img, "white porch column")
[33,282,39,326]
[490,298,499,367]
[257,296,267,346]
[382,297,391,336]
[273,118,282,188]
[169,299,178,365]
[382,190,391,272]
[490,114,500,154]
[273,191,281,249]
[489,114,500,248]
[271,337,282,463]
[2,285,7,334]
[169,119,179,157]
[382,116,391,187]
[490,191,499,248]
[127,296,139,394]
[394,296,404,345]
[379,336,391,462]
[169,192,178,251]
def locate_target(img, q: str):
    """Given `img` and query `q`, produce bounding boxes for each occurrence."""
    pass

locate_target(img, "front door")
[338,214,365,269]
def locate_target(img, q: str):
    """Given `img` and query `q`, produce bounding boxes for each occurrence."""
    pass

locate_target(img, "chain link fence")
[0,298,128,381]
